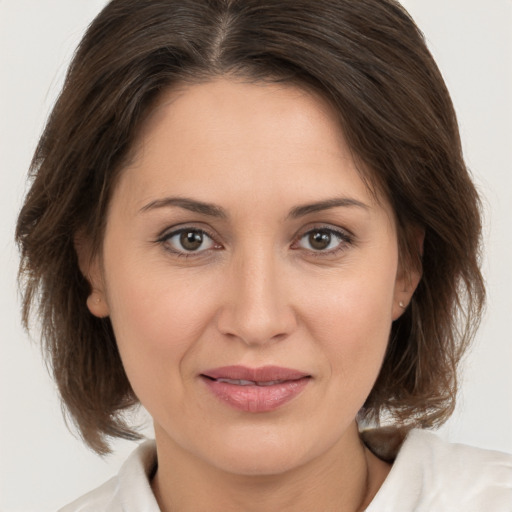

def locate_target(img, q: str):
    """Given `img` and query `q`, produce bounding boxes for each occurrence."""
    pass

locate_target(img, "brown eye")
[308,231,332,250]
[161,228,216,254]
[295,227,351,254]
[180,231,204,251]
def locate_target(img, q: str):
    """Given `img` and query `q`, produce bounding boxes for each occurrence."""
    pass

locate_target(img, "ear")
[392,228,424,321]
[74,232,110,318]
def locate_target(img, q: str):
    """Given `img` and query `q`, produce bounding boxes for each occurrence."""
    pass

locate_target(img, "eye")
[295,227,351,253]
[159,228,218,255]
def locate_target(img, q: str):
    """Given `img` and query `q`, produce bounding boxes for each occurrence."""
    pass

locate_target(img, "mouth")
[212,378,290,386]
[200,366,311,413]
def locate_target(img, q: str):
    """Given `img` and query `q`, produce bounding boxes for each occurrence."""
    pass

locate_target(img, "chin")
[197,426,326,477]
[216,447,309,477]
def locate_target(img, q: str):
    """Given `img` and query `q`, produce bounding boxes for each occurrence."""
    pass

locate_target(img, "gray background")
[1,0,511,510]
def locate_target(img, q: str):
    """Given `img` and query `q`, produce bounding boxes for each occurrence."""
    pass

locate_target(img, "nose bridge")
[217,244,296,345]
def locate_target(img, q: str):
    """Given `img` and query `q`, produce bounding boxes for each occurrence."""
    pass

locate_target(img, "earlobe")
[74,232,110,318]
[392,228,424,320]
[86,290,110,318]
[392,268,421,321]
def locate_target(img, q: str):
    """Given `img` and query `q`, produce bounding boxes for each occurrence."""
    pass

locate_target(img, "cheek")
[103,260,220,395]
[299,260,397,381]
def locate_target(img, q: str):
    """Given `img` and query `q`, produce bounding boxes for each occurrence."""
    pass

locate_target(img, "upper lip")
[201,365,310,383]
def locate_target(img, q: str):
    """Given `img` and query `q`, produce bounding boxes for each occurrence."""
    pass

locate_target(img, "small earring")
[87,293,109,318]
[399,301,406,309]
[87,292,103,310]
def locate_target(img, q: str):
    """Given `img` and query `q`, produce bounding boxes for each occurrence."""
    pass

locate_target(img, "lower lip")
[202,377,310,413]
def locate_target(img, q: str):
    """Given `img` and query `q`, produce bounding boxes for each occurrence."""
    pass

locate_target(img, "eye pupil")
[180,231,203,251]
[309,231,331,250]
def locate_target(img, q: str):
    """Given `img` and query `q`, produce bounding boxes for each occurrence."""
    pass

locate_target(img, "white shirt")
[59,430,512,511]
[366,430,512,511]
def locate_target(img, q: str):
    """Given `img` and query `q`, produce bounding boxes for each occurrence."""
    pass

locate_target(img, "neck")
[151,423,391,512]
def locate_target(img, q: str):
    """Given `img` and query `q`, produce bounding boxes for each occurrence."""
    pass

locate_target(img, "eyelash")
[292,226,354,257]
[156,225,354,258]
[156,227,221,258]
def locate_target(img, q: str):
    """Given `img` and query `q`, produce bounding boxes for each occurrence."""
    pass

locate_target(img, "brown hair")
[16,0,485,454]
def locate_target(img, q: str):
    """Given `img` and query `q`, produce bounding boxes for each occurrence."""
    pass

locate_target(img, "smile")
[201,366,311,413]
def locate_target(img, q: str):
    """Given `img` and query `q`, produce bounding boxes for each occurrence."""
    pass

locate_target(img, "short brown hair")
[16,0,485,454]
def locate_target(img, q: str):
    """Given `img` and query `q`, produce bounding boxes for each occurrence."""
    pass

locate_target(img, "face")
[85,78,416,475]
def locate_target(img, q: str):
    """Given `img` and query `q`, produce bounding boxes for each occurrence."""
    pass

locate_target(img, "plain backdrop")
[1,1,511,510]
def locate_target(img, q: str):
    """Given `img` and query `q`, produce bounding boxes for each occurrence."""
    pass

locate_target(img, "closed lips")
[201,366,311,412]
[200,365,311,383]
[214,379,292,386]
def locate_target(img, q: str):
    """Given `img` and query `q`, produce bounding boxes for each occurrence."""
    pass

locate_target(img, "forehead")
[117,78,387,215]
[134,78,346,160]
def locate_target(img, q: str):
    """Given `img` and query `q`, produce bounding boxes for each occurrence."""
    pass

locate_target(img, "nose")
[216,250,298,346]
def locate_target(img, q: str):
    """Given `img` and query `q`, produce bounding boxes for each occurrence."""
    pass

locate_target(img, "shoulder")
[58,440,160,512]
[58,476,120,512]
[366,429,512,512]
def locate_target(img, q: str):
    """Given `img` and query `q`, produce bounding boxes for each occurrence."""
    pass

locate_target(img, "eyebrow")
[287,197,369,219]
[139,197,228,218]
[139,196,369,219]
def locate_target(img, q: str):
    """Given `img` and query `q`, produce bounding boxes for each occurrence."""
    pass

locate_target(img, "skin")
[82,78,420,511]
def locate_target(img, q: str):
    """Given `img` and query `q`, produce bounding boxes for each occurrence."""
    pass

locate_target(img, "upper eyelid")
[295,223,354,241]
[157,223,218,241]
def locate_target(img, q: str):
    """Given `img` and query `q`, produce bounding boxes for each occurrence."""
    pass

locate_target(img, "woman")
[15,0,512,510]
